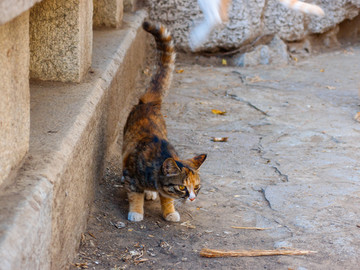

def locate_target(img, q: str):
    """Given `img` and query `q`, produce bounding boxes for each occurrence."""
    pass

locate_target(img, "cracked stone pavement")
[73,47,360,270]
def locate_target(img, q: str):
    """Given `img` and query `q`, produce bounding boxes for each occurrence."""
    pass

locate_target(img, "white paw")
[145,191,158,201]
[128,212,143,222]
[165,211,180,222]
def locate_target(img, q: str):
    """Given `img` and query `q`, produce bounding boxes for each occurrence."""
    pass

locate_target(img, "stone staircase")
[0,1,148,269]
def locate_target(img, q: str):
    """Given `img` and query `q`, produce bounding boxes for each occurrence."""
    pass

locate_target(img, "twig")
[230,226,270,230]
[134,258,149,265]
[200,248,316,258]
[87,232,96,239]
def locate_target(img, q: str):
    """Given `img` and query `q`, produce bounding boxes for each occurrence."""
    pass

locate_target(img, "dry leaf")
[176,69,184,73]
[320,69,325,72]
[148,235,155,238]
[246,75,263,83]
[354,112,360,123]
[211,109,227,115]
[73,262,89,269]
[326,86,336,90]
[143,68,151,76]
[222,59,227,65]
[212,137,228,142]
[343,49,354,55]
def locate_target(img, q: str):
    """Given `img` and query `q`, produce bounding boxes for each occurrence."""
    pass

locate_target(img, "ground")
[71,46,360,270]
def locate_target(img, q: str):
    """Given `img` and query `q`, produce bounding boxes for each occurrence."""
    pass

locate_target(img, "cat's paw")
[145,191,157,201]
[164,211,180,222]
[128,212,143,222]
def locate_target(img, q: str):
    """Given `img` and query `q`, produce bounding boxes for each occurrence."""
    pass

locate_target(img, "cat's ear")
[189,154,207,170]
[162,158,181,176]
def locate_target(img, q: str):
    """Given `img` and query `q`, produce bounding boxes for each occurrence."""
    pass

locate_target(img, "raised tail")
[278,0,325,17]
[140,21,176,104]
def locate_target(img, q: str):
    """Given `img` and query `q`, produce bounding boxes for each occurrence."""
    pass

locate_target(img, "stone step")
[0,10,148,270]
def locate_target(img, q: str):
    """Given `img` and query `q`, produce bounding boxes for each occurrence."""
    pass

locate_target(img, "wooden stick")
[200,248,316,258]
[230,226,269,230]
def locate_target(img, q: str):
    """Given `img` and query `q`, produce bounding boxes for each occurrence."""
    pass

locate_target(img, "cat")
[189,0,325,50]
[122,21,207,222]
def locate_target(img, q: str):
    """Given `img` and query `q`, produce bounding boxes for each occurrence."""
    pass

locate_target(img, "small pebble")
[114,221,126,229]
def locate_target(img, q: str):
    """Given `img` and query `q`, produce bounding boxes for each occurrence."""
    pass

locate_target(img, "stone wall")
[147,0,360,52]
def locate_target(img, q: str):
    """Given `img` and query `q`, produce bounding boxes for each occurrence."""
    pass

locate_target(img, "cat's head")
[159,154,207,201]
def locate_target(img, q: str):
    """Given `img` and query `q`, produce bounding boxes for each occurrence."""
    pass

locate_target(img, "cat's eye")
[178,185,186,191]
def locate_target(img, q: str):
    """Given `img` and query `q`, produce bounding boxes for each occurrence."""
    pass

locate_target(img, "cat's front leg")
[128,192,145,222]
[159,194,180,222]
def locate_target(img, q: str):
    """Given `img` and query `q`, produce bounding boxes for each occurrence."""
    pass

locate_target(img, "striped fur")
[122,21,207,222]
[140,21,176,104]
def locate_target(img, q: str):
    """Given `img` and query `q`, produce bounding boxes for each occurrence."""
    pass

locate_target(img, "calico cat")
[122,21,207,222]
[189,0,325,50]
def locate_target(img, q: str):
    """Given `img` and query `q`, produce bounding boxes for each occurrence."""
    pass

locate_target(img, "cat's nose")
[189,191,196,201]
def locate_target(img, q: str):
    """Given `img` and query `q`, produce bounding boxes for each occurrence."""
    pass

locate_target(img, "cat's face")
[159,154,207,202]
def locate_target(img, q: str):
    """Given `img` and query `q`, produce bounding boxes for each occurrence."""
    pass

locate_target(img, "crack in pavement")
[272,166,289,182]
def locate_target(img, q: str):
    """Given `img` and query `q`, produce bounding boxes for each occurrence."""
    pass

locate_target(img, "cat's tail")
[140,21,176,104]
[278,0,325,17]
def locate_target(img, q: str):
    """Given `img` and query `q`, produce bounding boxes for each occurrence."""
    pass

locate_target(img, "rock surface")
[147,0,360,51]
[234,35,289,66]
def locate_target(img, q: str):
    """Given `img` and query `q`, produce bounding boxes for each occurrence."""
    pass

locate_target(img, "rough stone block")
[148,0,360,52]
[94,0,123,28]
[0,11,30,186]
[234,35,289,66]
[30,0,93,82]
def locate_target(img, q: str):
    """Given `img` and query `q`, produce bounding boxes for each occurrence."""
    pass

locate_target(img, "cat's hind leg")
[145,190,158,201]
[128,192,144,222]
[159,194,180,222]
